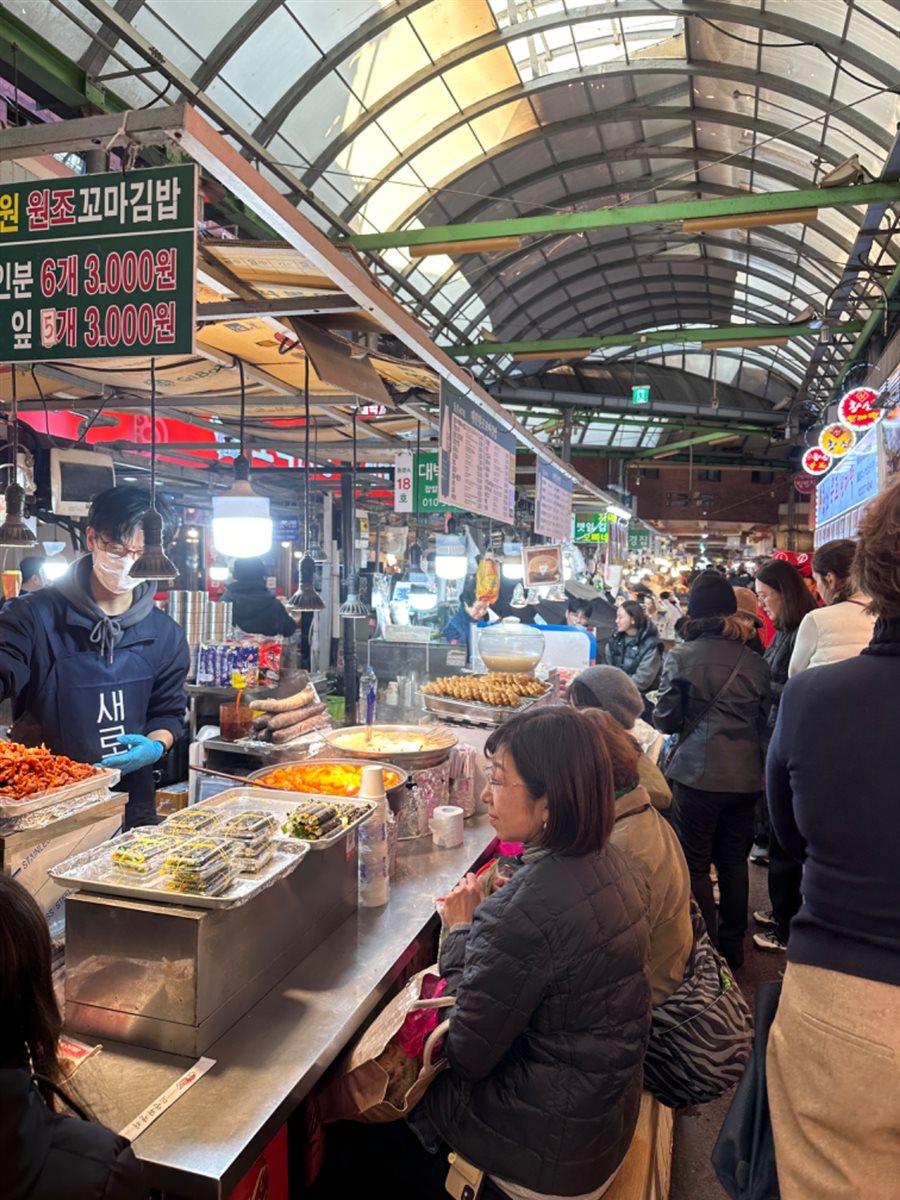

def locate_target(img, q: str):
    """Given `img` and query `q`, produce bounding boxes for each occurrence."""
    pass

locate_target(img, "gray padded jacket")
[421,842,651,1196]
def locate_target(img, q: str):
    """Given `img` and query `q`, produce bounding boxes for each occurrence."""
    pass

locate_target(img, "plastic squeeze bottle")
[357,764,390,907]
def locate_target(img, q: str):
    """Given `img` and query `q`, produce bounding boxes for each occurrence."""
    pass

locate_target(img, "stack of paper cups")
[430,805,465,849]
[358,765,390,907]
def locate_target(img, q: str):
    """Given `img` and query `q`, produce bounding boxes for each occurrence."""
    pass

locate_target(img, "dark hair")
[620,600,647,631]
[854,478,900,618]
[484,706,615,856]
[580,709,640,792]
[812,539,857,604]
[88,485,177,545]
[0,875,61,1106]
[755,559,817,631]
[18,556,45,583]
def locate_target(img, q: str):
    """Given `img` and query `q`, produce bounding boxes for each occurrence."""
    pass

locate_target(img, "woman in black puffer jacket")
[654,571,770,970]
[311,707,651,1200]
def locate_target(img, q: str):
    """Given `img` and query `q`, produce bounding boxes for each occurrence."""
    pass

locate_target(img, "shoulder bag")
[660,646,746,776]
[643,898,754,1109]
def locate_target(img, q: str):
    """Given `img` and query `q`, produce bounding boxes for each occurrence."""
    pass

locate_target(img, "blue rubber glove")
[97,733,165,776]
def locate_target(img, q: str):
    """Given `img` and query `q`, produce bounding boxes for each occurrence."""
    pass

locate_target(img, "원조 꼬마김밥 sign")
[0,165,197,361]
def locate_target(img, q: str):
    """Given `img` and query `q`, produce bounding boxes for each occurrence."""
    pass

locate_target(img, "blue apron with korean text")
[11,603,157,822]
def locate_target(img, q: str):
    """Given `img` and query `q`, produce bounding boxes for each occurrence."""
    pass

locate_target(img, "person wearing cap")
[653,571,770,969]
[567,665,670,809]
[222,558,298,638]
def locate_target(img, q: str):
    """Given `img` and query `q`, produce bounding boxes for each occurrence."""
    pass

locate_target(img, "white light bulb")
[212,494,272,557]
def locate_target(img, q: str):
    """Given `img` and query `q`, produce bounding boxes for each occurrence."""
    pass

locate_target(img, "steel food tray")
[246,758,408,806]
[49,835,308,910]
[0,766,121,819]
[194,785,376,852]
[324,724,458,770]
[421,687,551,727]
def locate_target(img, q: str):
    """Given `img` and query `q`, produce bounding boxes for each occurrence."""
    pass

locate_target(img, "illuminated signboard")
[819,422,855,458]
[837,387,882,432]
[802,446,832,476]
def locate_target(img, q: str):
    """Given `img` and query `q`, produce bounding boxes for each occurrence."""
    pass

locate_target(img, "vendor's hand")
[96,733,165,776]
[491,871,511,894]
[441,873,484,927]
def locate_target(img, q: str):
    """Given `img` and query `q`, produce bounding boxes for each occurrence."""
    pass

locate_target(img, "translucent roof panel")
[25,0,900,413]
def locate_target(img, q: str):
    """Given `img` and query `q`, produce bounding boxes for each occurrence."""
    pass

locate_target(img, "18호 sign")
[0,165,197,361]
[535,458,573,542]
[438,380,515,523]
[394,451,462,513]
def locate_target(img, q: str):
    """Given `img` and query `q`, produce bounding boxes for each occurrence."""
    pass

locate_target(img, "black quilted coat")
[421,843,651,1196]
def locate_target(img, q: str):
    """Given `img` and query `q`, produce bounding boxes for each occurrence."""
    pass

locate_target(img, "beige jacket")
[612,784,693,1005]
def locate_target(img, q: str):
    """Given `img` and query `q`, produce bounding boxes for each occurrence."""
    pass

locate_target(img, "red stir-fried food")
[0,741,95,800]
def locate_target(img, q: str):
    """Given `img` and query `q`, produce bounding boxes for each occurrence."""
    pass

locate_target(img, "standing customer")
[654,572,770,969]
[223,558,298,638]
[0,874,146,1199]
[765,481,900,1200]
[604,600,663,715]
[752,559,816,953]
[788,538,875,675]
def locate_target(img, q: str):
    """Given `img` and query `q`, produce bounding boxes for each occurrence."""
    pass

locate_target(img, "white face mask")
[92,549,142,596]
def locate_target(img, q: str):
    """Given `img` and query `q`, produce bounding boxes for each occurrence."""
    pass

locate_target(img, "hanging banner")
[438,380,515,522]
[0,165,196,361]
[394,450,414,513]
[573,512,610,542]
[413,452,461,513]
[535,458,573,542]
[628,528,651,552]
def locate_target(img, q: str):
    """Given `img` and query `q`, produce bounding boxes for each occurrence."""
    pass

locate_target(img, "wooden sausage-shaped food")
[268,702,326,732]
[271,713,331,744]
[252,684,318,715]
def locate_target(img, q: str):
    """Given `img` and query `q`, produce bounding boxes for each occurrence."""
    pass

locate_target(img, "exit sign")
[632,385,651,406]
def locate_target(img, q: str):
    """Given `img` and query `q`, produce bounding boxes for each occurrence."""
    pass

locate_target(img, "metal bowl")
[324,724,457,771]
[247,757,409,808]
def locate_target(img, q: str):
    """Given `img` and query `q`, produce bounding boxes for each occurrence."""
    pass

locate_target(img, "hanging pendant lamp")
[212,359,272,558]
[339,407,370,620]
[294,358,324,611]
[0,370,37,548]
[130,360,179,582]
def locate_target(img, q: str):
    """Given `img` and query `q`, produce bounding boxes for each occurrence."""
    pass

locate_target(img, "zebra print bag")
[643,899,753,1108]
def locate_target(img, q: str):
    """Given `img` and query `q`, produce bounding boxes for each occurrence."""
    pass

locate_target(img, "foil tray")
[0,766,121,819]
[421,686,552,727]
[49,834,308,910]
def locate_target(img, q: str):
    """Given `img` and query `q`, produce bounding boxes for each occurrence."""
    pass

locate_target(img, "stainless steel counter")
[73,816,496,1198]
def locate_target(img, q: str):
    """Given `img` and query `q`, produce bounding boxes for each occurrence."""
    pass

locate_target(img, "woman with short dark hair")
[604,600,663,714]
[765,479,900,1199]
[0,875,145,1199]
[788,539,875,675]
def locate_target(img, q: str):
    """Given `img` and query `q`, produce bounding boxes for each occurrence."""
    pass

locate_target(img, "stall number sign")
[0,165,196,360]
[573,513,610,542]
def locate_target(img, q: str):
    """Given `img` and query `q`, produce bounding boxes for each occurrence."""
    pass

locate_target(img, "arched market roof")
[12,0,900,417]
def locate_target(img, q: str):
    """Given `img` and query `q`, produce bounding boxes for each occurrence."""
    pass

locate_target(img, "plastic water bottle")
[359,666,378,725]
[357,764,390,907]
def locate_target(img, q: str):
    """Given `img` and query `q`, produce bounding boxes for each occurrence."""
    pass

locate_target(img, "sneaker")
[753,930,787,953]
[753,909,776,928]
[749,845,770,866]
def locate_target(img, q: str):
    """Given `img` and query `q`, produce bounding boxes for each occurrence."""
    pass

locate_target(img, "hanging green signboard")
[628,527,651,551]
[573,513,610,542]
[415,452,462,513]
[0,165,197,361]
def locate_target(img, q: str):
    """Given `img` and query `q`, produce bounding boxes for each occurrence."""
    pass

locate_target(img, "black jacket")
[763,627,796,729]
[604,621,663,692]
[421,843,651,1195]
[0,1069,146,1200]
[222,582,297,638]
[767,618,900,988]
[653,627,770,793]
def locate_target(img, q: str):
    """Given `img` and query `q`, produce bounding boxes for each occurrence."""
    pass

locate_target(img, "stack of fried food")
[0,741,95,800]
[421,672,547,708]
[250,684,331,743]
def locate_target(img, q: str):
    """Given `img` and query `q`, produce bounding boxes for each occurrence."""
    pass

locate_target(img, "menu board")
[438,380,515,522]
[816,425,880,526]
[0,165,196,360]
[535,458,573,542]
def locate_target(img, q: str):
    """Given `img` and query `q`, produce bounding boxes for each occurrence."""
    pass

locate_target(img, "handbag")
[642,899,753,1109]
[317,966,454,1124]
[711,981,782,1199]
[660,647,746,776]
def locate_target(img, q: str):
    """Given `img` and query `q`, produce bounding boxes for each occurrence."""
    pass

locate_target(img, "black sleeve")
[143,623,189,740]
[652,650,684,734]
[101,1142,148,1200]
[631,644,662,692]
[766,687,806,864]
[0,596,38,704]
[274,601,299,638]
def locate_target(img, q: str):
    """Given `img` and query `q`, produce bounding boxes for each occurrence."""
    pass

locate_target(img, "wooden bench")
[606,1092,674,1200]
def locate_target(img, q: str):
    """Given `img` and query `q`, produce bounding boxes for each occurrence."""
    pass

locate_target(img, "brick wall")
[571,457,789,525]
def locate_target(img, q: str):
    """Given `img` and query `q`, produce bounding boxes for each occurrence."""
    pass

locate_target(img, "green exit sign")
[632,385,651,406]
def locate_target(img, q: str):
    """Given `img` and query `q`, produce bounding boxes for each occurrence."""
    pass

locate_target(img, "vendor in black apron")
[0,486,189,829]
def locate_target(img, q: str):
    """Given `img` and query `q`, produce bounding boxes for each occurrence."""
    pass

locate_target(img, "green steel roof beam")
[0,7,126,113]
[632,431,747,459]
[447,322,863,359]
[344,182,900,252]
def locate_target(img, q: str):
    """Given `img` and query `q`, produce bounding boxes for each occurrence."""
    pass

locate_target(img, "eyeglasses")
[483,766,528,789]
[97,536,143,561]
